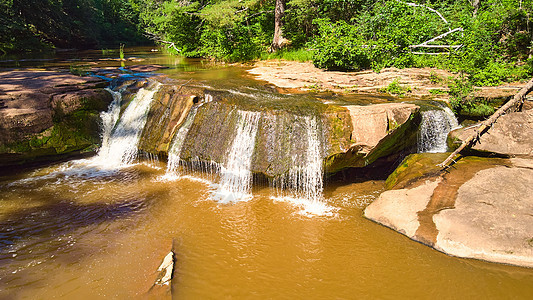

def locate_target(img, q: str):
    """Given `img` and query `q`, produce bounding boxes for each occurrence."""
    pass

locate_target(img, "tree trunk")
[270,0,288,52]
[438,77,533,168]
[471,0,480,16]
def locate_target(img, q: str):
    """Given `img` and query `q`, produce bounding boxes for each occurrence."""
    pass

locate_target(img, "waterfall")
[95,83,161,166]
[286,116,324,202]
[213,110,261,203]
[166,107,199,174]
[418,104,460,153]
[100,88,122,152]
[269,115,331,215]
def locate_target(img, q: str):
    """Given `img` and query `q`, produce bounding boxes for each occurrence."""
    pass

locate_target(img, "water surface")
[0,48,532,299]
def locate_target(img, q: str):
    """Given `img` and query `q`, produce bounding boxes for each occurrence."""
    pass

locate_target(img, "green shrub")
[310,19,371,70]
[379,78,412,96]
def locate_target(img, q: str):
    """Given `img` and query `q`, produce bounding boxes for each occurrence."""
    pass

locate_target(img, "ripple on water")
[270,195,338,217]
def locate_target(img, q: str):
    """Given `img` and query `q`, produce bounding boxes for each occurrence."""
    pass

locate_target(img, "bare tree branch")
[395,0,450,26]
[438,77,533,169]
[408,27,464,49]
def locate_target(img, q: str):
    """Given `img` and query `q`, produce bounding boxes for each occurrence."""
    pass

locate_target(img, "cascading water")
[213,110,261,203]
[100,88,123,153]
[94,83,161,167]
[166,107,199,175]
[418,104,460,153]
[269,115,331,215]
[284,116,324,201]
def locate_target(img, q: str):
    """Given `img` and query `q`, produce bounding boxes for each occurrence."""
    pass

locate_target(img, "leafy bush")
[448,77,494,117]
[310,19,371,70]
[379,78,412,96]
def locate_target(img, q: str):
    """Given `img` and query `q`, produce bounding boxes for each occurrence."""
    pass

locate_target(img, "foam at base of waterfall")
[155,173,213,186]
[213,110,261,203]
[210,183,254,204]
[271,195,337,217]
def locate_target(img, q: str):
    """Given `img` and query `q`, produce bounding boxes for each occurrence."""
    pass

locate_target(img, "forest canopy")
[0,0,147,54]
[1,0,532,86]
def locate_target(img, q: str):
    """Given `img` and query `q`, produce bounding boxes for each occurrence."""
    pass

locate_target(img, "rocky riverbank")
[0,70,114,167]
[364,106,533,268]
[247,60,527,102]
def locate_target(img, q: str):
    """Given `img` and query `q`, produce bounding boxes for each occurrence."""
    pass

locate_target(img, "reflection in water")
[0,50,532,298]
[0,161,533,299]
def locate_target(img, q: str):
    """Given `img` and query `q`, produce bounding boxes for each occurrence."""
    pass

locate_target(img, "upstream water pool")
[1,48,533,299]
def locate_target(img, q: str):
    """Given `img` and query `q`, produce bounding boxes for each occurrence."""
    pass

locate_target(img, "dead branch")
[143,32,181,53]
[395,0,450,25]
[410,52,453,55]
[438,77,533,169]
[409,27,464,50]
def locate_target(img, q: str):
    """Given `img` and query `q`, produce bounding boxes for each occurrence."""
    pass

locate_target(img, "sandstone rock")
[434,166,533,268]
[364,153,533,268]
[138,78,421,178]
[325,103,421,173]
[0,70,112,166]
[448,109,533,157]
[138,83,204,154]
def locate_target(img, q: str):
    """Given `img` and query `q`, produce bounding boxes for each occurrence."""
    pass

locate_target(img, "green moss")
[385,153,507,190]
[0,108,102,166]
[385,153,448,189]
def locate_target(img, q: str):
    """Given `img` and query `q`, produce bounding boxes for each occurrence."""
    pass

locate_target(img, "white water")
[213,110,261,203]
[166,107,199,175]
[100,88,123,153]
[93,84,160,167]
[272,116,332,215]
[418,105,460,153]
[8,86,161,184]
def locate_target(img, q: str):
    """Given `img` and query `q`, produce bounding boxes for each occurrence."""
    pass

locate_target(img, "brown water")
[0,160,532,299]
[1,48,533,299]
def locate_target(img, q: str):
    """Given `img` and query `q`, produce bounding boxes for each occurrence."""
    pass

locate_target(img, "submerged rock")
[448,109,533,157]
[0,70,112,166]
[364,153,533,268]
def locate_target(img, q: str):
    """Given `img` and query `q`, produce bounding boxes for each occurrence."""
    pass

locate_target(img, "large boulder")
[137,78,421,178]
[324,103,421,174]
[138,82,204,154]
[0,70,112,166]
[364,153,533,268]
[448,109,533,157]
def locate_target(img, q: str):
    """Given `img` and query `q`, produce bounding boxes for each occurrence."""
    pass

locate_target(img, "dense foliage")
[0,0,146,54]
[1,0,532,90]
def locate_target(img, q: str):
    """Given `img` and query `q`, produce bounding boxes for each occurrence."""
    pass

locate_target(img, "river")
[0,47,532,299]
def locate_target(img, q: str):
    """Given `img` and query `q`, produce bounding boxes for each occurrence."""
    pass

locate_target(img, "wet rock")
[138,78,421,178]
[325,103,421,174]
[139,83,205,154]
[364,153,533,268]
[448,109,533,157]
[0,70,112,166]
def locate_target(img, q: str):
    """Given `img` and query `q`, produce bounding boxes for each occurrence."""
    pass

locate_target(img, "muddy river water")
[0,48,532,299]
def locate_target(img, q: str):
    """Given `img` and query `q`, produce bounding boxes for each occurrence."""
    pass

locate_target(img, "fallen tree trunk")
[438,77,533,168]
